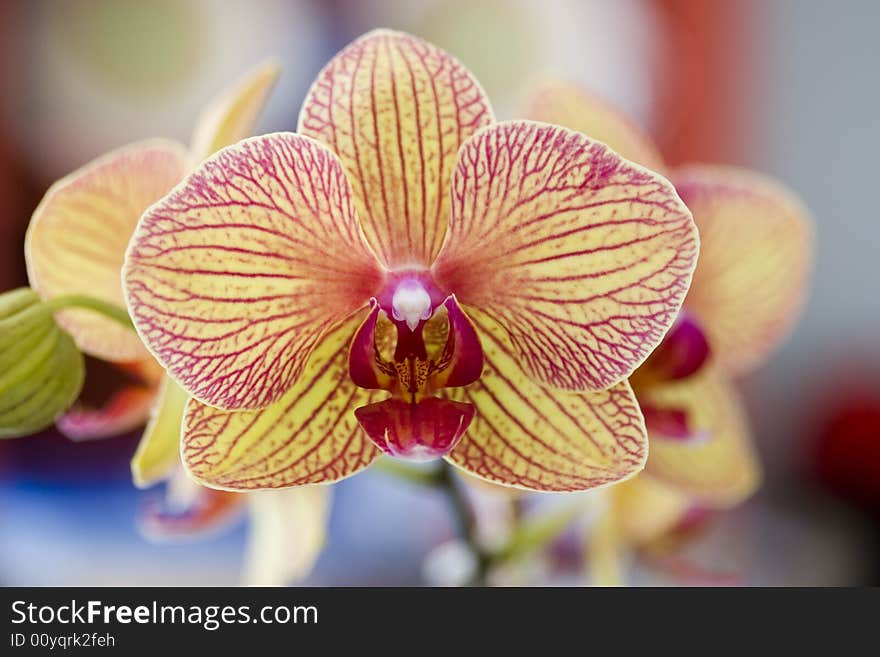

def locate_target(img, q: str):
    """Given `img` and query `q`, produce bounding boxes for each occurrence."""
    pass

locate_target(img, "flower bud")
[0,288,84,438]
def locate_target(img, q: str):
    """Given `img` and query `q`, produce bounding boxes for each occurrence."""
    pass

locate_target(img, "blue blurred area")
[0,429,454,586]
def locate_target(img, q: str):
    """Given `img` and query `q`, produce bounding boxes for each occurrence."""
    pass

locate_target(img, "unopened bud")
[0,288,84,438]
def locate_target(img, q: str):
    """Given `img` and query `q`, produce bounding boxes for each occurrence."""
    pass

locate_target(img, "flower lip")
[354,398,475,461]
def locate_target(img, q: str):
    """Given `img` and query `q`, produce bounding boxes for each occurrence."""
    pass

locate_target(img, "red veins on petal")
[355,397,475,460]
[433,121,699,393]
[124,133,384,410]
[26,140,188,362]
[181,313,383,490]
[298,29,494,268]
[445,310,648,492]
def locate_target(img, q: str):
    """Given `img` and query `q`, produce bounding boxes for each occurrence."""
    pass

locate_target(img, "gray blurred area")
[749,0,879,476]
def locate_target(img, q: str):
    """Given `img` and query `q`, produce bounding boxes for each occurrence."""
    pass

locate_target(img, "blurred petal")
[588,504,624,586]
[26,140,188,362]
[446,310,647,492]
[611,475,691,545]
[190,58,281,164]
[0,289,85,438]
[639,403,700,442]
[434,121,698,392]
[298,29,494,268]
[139,469,245,540]
[634,311,710,384]
[131,375,189,488]
[121,357,166,388]
[58,383,156,441]
[181,313,383,490]
[524,80,665,171]
[674,165,813,374]
[124,133,384,410]
[242,486,331,586]
[642,366,760,506]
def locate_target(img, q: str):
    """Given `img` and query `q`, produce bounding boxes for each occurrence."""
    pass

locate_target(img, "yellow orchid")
[525,80,813,580]
[121,29,699,494]
[20,60,329,585]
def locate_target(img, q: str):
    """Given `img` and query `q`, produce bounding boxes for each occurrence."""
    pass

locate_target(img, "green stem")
[435,461,492,586]
[376,457,491,585]
[372,457,443,485]
[377,458,586,585]
[46,294,134,330]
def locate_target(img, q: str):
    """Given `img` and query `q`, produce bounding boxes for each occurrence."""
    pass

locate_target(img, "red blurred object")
[651,0,760,165]
[812,379,880,515]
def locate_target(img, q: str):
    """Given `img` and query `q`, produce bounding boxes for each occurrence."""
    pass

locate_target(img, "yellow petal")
[588,501,624,586]
[131,374,189,488]
[124,133,384,410]
[446,309,648,492]
[26,140,188,362]
[611,474,692,545]
[189,58,281,164]
[434,121,699,393]
[298,29,494,268]
[181,313,383,490]
[640,365,761,506]
[674,165,814,374]
[242,486,331,586]
[524,79,666,172]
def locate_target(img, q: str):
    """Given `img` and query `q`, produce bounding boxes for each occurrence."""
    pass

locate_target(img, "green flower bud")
[0,288,85,438]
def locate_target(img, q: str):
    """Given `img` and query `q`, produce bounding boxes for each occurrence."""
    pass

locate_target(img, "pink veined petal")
[181,313,383,490]
[673,165,813,374]
[434,121,699,393]
[26,140,188,362]
[124,133,384,410]
[298,29,494,268]
[445,310,648,492]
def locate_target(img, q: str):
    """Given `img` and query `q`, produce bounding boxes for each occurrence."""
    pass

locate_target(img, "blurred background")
[0,0,877,586]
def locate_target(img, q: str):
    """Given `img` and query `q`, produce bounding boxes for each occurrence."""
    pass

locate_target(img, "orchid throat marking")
[348,270,484,460]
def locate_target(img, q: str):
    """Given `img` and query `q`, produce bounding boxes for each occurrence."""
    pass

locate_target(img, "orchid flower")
[525,80,813,580]
[22,61,328,585]
[122,30,699,494]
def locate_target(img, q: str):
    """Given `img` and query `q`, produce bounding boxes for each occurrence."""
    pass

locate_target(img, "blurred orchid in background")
[7,61,330,585]
[122,29,699,495]
[525,80,813,583]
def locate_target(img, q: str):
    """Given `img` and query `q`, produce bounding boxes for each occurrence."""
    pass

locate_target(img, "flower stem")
[435,461,492,586]
[375,457,491,584]
[46,294,134,330]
